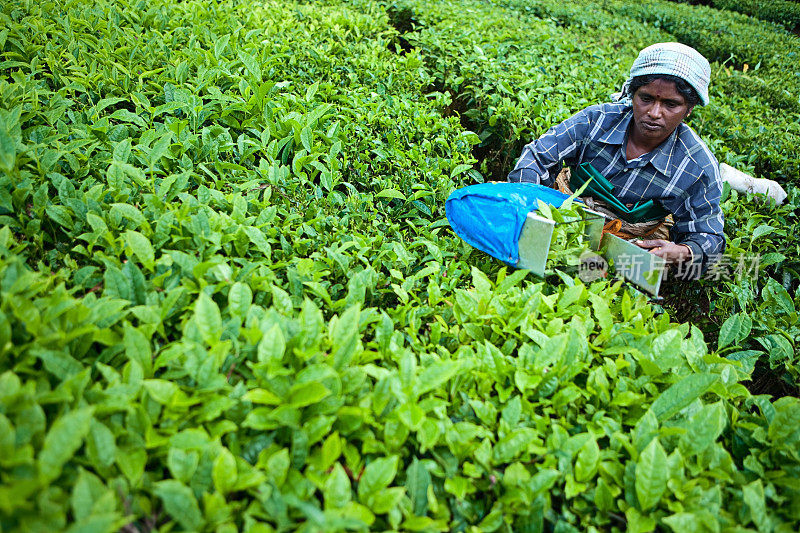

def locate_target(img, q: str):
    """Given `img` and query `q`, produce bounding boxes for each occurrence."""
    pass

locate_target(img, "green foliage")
[536,199,591,268]
[706,186,800,382]
[712,0,800,32]
[0,0,799,531]
[3,236,800,530]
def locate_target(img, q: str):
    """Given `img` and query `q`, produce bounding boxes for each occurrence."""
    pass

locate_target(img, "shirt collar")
[646,125,680,178]
[597,108,681,178]
[596,109,631,146]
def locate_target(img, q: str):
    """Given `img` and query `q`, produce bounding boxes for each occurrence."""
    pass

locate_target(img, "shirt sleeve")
[667,163,726,279]
[507,108,593,185]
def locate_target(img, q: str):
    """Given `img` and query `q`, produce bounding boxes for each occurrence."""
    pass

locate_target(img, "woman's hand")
[634,239,692,264]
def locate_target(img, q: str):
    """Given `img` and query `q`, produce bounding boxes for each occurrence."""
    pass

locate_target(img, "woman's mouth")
[642,121,662,131]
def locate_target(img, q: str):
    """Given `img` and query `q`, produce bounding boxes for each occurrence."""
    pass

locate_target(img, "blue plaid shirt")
[507,102,725,275]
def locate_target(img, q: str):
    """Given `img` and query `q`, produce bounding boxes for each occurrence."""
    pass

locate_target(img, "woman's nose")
[647,102,663,119]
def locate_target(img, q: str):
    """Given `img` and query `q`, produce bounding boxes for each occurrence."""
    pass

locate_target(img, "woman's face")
[631,78,694,145]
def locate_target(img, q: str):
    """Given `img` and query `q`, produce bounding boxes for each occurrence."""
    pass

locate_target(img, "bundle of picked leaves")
[536,197,593,269]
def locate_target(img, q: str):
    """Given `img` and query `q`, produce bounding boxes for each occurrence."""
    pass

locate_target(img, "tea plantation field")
[1,0,799,531]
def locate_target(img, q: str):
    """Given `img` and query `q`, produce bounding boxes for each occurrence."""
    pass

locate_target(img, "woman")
[508,43,724,279]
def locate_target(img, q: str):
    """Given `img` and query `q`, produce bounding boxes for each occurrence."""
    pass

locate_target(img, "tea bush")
[1,0,799,531]
[675,0,800,32]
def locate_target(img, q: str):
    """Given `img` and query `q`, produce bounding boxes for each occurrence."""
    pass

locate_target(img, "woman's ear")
[686,105,695,118]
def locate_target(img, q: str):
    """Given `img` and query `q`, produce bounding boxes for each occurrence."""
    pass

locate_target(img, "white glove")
[719,163,787,205]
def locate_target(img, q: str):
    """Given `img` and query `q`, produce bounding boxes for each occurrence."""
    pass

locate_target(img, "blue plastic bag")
[445,183,573,265]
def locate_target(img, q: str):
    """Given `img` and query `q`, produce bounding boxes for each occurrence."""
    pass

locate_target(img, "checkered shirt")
[507,102,725,275]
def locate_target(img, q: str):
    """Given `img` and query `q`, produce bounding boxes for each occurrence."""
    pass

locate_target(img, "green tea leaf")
[320,432,342,470]
[0,414,15,460]
[751,224,775,242]
[228,282,253,317]
[649,373,718,421]
[679,401,727,455]
[110,203,146,227]
[405,458,431,516]
[46,205,74,230]
[212,447,238,495]
[767,397,800,445]
[358,456,399,499]
[244,388,282,405]
[376,188,406,200]
[70,468,107,521]
[148,134,171,167]
[493,428,536,464]
[324,463,352,509]
[214,34,230,58]
[450,163,473,178]
[39,407,94,482]
[635,437,667,511]
[0,128,15,171]
[594,477,614,512]
[477,503,504,532]
[743,479,770,532]
[117,446,146,485]
[265,448,290,487]
[86,420,117,469]
[301,126,313,152]
[167,448,199,483]
[574,435,600,482]
[195,292,222,344]
[662,511,718,533]
[258,323,286,364]
[589,293,613,333]
[413,360,461,397]
[244,226,272,258]
[763,278,796,315]
[154,480,203,531]
[124,322,152,376]
[332,306,360,370]
[366,487,405,514]
[238,50,262,80]
[530,469,560,497]
[143,379,178,404]
[718,313,752,349]
[288,382,330,407]
[626,507,656,533]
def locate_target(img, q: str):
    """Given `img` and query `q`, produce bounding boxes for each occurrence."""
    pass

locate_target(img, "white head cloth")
[613,42,711,106]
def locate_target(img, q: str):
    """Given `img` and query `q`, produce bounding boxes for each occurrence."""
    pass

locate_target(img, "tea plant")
[1,0,799,531]
[536,200,592,269]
